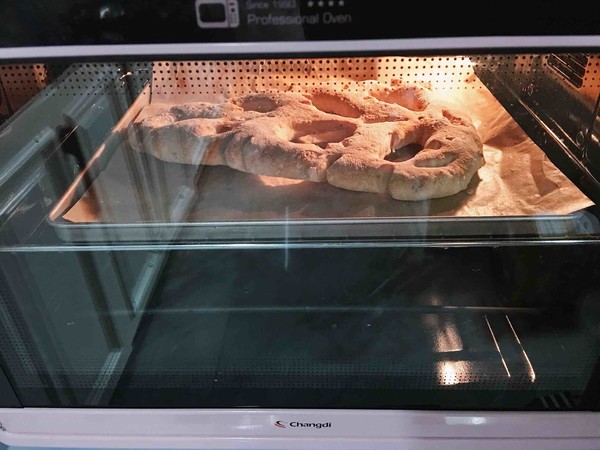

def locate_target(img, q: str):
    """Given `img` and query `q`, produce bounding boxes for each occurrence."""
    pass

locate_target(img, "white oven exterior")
[2,408,600,449]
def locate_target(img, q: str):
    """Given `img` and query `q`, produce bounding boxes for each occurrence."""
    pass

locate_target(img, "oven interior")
[1,53,600,410]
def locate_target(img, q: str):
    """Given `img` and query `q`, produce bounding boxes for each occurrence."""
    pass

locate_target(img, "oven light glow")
[485,315,511,379]
[425,311,464,353]
[435,325,463,353]
[440,361,460,386]
[438,360,477,386]
[506,315,536,383]
[445,416,488,425]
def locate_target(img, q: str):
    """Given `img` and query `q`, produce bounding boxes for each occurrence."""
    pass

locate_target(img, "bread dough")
[128,80,484,200]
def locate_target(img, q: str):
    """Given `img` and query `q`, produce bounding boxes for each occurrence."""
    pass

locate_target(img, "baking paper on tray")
[62,74,594,224]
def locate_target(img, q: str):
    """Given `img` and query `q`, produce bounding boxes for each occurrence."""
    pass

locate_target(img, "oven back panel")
[145,56,473,100]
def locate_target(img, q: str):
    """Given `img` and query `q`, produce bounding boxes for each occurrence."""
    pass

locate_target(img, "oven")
[0,1,600,449]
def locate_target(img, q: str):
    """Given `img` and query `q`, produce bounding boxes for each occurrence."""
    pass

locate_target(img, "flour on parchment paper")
[63,73,593,224]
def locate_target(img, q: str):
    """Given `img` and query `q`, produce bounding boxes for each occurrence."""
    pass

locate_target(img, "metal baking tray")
[47,78,600,244]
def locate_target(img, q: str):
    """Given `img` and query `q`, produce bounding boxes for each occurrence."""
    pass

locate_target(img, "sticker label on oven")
[245,0,352,26]
[247,12,352,25]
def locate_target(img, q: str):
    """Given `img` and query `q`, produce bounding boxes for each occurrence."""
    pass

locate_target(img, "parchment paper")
[62,74,593,225]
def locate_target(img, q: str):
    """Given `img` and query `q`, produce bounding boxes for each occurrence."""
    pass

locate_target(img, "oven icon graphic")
[195,0,240,28]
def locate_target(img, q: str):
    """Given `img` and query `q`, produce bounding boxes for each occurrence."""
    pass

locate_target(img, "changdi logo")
[274,420,332,429]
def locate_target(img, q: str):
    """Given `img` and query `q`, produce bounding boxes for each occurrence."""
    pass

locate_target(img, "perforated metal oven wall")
[0,64,48,112]
[1,54,598,106]
[144,56,478,101]
[582,54,600,102]
[475,54,600,103]
[139,55,600,100]
[0,62,135,118]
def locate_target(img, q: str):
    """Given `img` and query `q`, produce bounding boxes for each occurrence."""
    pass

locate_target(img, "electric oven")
[0,1,600,449]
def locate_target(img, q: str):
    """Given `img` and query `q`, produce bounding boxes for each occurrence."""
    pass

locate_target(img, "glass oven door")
[1,53,600,413]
